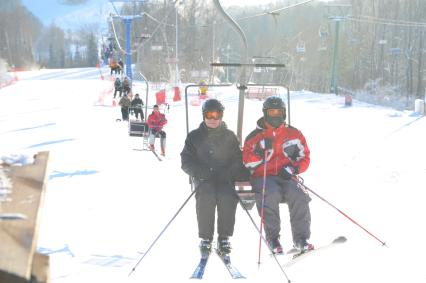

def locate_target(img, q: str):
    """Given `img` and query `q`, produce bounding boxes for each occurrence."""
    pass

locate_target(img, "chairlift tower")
[325,4,351,95]
[109,0,144,80]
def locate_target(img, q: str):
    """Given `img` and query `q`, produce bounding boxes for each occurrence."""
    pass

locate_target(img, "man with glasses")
[181,99,249,259]
[242,96,313,255]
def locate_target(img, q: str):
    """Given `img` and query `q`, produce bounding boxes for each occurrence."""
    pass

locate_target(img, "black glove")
[233,165,251,182]
[255,138,273,158]
[279,166,299,180]
[283,142,302,162]
[264,138,272,150]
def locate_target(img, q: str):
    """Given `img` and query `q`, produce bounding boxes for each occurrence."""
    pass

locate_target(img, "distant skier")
[147,105,167,156]
[110,59,119,75]
[118,94,131,121]
[198,80,208,99]
[118,59,124,74]
[113,77,122,98]
[242,96,313,254]
[131,93,144,120]
[122,77,131,96]
[180,99,250,258]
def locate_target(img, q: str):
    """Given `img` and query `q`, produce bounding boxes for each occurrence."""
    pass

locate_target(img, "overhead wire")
[143,11,175,27]
[110,16,128,55]
[109,0,180,56]
[237,0,315,21]
[347,15,426,28]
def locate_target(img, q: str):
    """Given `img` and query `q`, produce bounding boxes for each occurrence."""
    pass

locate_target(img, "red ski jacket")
[147,111,167,132]
[242,117,310,178]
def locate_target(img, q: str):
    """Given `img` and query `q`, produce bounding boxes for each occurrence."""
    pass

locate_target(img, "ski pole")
[235,190,291,283]
[128,190,196,276]
[294,177,387,247]
[257,149,269,266]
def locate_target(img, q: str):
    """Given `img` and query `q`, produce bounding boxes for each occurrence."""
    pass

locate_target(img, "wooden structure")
[0,152,50,283]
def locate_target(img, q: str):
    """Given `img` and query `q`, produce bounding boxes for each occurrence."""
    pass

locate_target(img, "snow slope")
[1,67,425,283]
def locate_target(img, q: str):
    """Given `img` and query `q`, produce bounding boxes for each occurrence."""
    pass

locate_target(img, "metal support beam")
[213,0,248,144]
[123,18,133,80]
[330,19,341,95]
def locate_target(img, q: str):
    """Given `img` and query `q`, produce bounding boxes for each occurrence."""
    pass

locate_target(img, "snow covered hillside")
[1,67,425,283]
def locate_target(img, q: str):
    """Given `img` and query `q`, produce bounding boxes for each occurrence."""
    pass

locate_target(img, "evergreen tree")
[86,32,99,67]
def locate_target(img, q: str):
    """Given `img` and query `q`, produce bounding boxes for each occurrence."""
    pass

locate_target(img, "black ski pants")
[134,108,144,120]
[250,175,311,245]
[194,180,238,241]
[121,106,129,121]
[113,88,122,98]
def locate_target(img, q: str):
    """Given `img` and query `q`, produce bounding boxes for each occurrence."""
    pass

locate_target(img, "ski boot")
[268,237,284,255]
[294,239,314,254]
[217,237,232,256]
[199,239,212,259]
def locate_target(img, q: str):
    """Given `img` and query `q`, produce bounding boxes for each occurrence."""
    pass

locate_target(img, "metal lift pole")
[212,0,248,144]
[124,17,133,80]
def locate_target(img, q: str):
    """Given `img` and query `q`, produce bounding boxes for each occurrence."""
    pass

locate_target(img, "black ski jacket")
[181,122,249,184]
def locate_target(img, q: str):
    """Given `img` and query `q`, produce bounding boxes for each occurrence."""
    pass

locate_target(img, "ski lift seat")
[296,45,306,53]
[128,118,148,137]
[235,181,256,210]
[390,47,401,56]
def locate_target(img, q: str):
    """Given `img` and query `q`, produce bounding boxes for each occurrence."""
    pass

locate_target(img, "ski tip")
[333,236,348,243]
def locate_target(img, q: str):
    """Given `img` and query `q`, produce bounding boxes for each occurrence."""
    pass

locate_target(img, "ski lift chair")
[128,107,149,149]
[318,41,328,51]
[235,181,256,210]
[319,25,329,38]
[296,41,306,54]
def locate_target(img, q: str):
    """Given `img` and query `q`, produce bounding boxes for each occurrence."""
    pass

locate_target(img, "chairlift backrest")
[319,25,329,38]
[390,47,401,56]
[296,41,306,53]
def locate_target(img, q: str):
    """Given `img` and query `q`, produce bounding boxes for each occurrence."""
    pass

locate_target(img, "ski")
[283,236,347,267]
[214,249,245,279]
[190,255,210,279]
[150,149,163,161]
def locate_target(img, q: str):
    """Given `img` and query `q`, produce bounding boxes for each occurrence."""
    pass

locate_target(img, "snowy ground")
[1,67,426,283]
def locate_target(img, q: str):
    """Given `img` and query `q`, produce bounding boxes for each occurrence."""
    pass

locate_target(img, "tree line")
[1,0,425,108]
[120,0,424,107]
[0,0,98,70]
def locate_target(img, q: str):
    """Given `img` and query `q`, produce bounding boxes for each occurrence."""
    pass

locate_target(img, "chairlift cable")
[110,16,129,55]
[133,1,179,51]
[237,0,315,21]
[355,14,426,26]
[347,16,426,28]
[108,0,179,56]
[143,11,175,27]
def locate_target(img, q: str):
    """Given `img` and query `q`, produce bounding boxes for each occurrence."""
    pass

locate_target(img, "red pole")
[295,177,387,247]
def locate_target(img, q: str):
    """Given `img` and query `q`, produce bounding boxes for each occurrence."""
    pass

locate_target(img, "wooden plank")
[0,253,49,283]
[0,152,50,280]
[0,270,28,283]
[32,252,50,283]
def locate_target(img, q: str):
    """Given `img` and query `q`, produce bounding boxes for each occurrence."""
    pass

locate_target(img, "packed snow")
[1,67,425,283]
